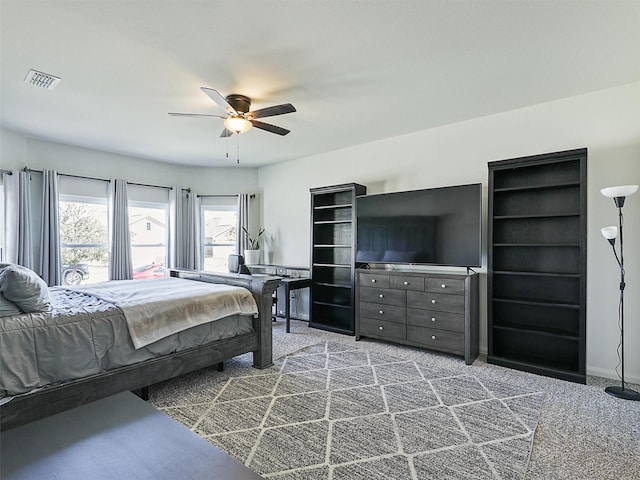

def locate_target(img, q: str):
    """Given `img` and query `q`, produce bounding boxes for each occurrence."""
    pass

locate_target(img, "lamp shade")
[601,226,618,240]
[224,116,252,133]
[600,185,639,198]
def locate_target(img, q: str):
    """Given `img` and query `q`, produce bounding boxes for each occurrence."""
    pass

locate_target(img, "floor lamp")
[600,184,639,401]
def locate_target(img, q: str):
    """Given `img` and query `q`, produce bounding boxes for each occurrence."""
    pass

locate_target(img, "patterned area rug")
[161,342,544,479]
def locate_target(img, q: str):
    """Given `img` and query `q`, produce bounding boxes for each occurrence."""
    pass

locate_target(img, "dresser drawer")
[360,318,406,341]
[407,291,465,314]
[359,273,390,288]
[360,287,406,306]
[407,325,464,354]
[406,308,465,332]
[360,302,405,323]
[424,277,465,295]
[390,276,424,291]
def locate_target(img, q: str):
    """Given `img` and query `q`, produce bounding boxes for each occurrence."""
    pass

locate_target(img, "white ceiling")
[2,1,640,168]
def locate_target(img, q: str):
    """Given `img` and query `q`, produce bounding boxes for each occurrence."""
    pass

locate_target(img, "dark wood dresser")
[356,269,479,364]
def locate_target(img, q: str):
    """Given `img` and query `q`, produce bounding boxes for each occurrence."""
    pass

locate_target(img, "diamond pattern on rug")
[454,398,530,443]
[329,385,386,419]
[383,380,440,413]
[281,353,327,373]
[327,350,370,369]
[265,390,329,427]
[431,375,494,405]
[194,396,271,435]
[374,361,423,385]
[330,413,398,463]
[216,373,280,402]
[274,369,329,396]
[162,341,543,479]
[332,455,413,480]
[248,420,329,474]
[413,444,496,479]
[503,392,545,430]
[329,365,376,390]
[483,435,536,480]
[396,406,469,453]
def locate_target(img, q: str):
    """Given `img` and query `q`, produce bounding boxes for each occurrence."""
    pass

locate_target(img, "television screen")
[356,183,482,267]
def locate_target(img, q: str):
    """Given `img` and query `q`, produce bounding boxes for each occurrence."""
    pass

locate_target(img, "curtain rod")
[24,167,109,183]
[127,181,172,190]
[23,167,175,190]
[197,193,256,199]
[1,169,13,175]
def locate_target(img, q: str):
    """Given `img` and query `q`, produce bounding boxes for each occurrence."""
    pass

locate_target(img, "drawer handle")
[379,294,384,298]
[379,326,384,331]
[403,281,409,285]
[371,279,377,283]
[379,310,384,315]
[441,283,446,288]
[431,335,436,340]
[431,299,436,304]
[431,317,436,322]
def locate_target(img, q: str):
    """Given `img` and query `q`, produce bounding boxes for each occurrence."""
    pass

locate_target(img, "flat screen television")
[356,183,482,267]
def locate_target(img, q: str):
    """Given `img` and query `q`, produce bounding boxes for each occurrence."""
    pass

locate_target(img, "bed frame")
[0,270,280,431]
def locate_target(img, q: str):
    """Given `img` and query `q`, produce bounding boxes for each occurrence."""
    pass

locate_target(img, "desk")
[0,392,264,480]
[278,277,312,333]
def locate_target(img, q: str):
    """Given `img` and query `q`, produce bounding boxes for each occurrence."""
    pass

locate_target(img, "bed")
[0,265,280,431]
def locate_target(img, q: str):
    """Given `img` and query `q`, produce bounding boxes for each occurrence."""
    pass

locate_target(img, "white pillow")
[0,292,22,316]
[0,264,51,313]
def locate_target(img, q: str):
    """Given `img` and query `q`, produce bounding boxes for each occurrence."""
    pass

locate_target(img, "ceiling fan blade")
[250,120,291,136]
[168,112,226,118]
[249,103,296,119]
[220,128,234,138]
[201,87,237,115]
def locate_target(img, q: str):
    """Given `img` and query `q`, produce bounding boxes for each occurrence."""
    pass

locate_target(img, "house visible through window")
[59,195,109,285]
[201,197,237,272]
[129,201,168,280]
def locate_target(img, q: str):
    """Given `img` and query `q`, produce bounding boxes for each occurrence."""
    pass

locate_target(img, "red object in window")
[132,264,166,279]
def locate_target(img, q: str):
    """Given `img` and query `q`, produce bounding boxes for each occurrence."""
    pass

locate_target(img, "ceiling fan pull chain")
[237,132,240,164]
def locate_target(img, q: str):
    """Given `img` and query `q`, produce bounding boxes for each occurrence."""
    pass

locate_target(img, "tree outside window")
[59,196,109,284]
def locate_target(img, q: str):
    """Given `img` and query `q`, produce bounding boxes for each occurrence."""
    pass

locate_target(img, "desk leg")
[285,283,291,333]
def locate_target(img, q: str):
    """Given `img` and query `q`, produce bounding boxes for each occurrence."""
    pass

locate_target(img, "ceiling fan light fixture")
[224,116,252,134]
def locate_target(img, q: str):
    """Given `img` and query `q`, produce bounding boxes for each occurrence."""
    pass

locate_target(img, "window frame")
[200,197,238,272]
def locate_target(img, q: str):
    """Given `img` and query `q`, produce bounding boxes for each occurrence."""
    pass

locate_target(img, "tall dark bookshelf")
[310,183,367,334]
[487,149,587,383]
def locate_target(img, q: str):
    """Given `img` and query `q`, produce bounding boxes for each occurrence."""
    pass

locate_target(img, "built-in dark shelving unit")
[309,183,366,334]
[488,149,587,383]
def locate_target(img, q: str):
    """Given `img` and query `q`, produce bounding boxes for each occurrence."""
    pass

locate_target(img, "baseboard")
[587,366,640,384]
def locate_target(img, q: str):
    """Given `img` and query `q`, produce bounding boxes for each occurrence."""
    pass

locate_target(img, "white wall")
[1,133,259,195]
[258,82,640,383]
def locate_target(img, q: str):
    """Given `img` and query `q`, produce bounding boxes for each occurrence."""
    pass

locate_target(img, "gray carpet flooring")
[151,319,640,479]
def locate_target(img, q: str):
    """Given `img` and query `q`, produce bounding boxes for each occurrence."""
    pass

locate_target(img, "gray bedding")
[0,283,255,398]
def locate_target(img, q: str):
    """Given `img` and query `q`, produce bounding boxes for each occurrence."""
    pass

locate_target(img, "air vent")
[24,69,61,90]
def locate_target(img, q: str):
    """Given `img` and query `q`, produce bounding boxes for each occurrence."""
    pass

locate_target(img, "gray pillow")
[0,264,51,313]
[0,292,22,316]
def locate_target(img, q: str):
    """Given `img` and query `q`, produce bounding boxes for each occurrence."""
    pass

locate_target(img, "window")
[59,195,109,285]
[201,197,237,272]
[129,201,168,280]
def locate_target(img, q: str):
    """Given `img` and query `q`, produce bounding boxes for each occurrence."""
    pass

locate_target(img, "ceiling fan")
[169,87,296,137]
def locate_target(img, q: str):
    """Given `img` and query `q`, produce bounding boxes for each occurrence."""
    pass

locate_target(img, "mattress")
[0,286,255,398]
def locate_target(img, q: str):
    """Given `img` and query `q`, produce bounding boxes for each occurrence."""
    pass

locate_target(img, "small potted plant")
[242,226,265,265]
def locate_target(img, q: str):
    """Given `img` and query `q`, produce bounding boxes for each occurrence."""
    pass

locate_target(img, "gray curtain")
[108,179,133,280]
[183,192,200,269]
[168,186,184,269]
[237,193,250,254]
[39,169,62,285]
[4,170,34,269]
